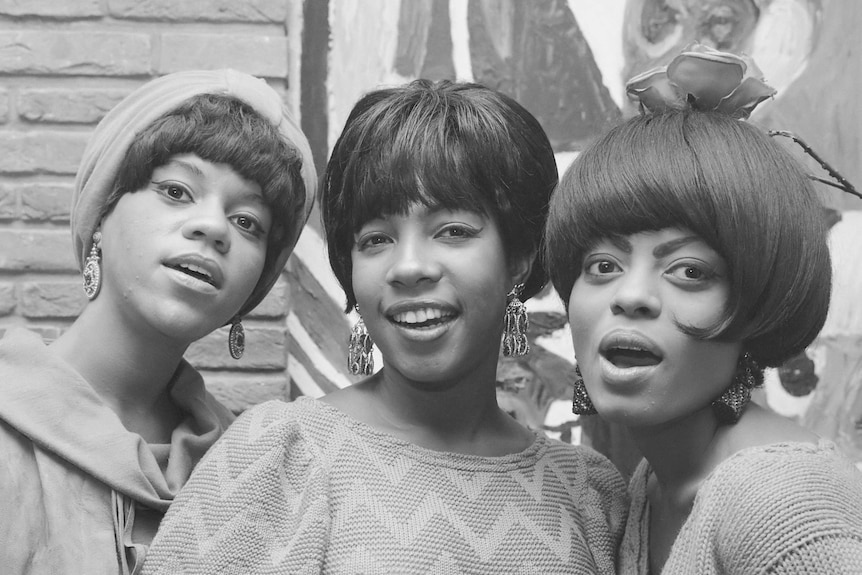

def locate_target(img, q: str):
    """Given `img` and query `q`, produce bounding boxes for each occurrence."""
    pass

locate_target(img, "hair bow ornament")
[626,43,777,119]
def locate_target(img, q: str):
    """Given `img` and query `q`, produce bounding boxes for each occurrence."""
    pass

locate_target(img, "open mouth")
[390,307,457,329]
[602,346,662,369]
[167,262,216,287]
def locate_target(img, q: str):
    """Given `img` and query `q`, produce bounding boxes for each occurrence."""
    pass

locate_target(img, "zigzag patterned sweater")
[143,396,628,574]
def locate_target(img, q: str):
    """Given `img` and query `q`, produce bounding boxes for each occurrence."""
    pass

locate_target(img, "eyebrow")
[161,159,268,207]
[653,235,702,258]
[164,158,204,178]
[607,234,703,258]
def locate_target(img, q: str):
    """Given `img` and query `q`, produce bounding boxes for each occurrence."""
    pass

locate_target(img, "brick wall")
[0,0,310,413]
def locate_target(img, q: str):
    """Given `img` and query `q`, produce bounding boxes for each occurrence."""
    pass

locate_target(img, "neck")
[352,354,531,456]
[51,305,188,435]
[630,406,723,499]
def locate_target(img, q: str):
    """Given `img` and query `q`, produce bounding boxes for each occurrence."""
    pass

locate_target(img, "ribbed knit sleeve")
[142,400,331,574]
[625,441,862,575]
[704,442,862,574]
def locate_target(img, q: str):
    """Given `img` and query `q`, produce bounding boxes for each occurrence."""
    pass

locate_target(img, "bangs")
[112,94,305,256]
[556,116,723,265]
[338,90,524,233]
[343,135,492,232]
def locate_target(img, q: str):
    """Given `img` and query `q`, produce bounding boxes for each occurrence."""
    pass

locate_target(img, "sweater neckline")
[629,438,839,572]
[296,395,549,472]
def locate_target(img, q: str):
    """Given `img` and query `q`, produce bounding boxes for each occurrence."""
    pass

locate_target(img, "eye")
[356,232,391,251]
[585,259,621,276]
[153,181,192,202]
[436,224,479,240]
[231,214,266,238]
[666,261,716,285]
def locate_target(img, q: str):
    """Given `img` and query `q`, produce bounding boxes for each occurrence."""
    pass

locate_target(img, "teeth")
[393,308,449,324]
[179,263,212,279]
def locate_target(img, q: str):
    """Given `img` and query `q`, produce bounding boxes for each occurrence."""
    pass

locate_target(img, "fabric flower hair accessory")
[626,43,776,119]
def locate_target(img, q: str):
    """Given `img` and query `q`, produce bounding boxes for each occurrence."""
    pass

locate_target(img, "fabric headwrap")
[71,69,317,316]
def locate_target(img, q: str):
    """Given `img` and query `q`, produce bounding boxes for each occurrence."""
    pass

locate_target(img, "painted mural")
[290,0,862,473]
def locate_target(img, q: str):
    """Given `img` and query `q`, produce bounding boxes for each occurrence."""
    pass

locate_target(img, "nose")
[181,201,231,254]
[384,237,441,288]
[610,271,661,318]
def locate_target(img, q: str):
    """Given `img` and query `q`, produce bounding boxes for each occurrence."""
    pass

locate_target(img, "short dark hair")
[322,79,558,312]
[545,110,831,367]
[105,93,307,303]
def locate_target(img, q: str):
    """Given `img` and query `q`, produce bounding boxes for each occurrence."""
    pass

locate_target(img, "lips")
[599,331,664,369]
[163,254,223,289]
[386,302,458,329]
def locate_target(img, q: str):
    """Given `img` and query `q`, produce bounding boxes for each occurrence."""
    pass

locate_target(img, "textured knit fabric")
[143,396,629,574]
[0,328,235,575]
[71,68,316,317]
[620,440,862,574]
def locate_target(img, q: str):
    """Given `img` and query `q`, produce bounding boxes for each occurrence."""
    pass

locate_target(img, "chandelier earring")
[711,352,764,424]
[572,362,597,415]
[502,283,530,357]
[82,231,103,300]
[348,306,374,376]
[228,316,245,360]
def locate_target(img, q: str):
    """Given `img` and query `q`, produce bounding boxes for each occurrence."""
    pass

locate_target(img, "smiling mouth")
[167,262,216,287]
[390,308,457,328]
[602,347,662,369]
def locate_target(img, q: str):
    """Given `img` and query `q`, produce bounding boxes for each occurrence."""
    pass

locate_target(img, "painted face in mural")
[623,0,818,103]
[568,227,741,428]
[97,154,270,344]
[351,203,523,386]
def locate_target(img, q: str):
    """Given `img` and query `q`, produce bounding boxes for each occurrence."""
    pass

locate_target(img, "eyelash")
[154,181,191,202]
[152,181,267,238]
[583,258,716,287]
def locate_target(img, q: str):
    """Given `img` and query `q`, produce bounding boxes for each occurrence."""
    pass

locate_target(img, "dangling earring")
[348,306,374,376]
[228,316,245,360]
[711,352,764,424]
[502,283,530,357]
[572,363,597,415]
[82,231,102,300]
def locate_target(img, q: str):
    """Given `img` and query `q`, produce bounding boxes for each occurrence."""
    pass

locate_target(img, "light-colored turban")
[72,69,317,316]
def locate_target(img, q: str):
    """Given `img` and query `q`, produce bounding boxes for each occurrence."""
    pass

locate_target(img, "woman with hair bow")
[143,79,628,575]
[545,45,862,574]
[0,69,316,574]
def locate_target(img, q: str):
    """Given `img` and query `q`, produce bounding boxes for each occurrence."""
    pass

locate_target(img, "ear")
[508,250,536,288]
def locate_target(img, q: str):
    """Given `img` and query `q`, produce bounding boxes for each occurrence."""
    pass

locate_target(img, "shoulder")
[543,438,629,515]
[190,398,334,480]
[703,441,862,571]
[544,439,627,489]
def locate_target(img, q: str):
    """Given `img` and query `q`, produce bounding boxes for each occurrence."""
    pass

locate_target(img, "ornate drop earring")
[502,283,530,357]
[572,363,597,415]
[82,231,102,300]
[228,316,245,360]
[348,306,374,376]
[711,352,763,424]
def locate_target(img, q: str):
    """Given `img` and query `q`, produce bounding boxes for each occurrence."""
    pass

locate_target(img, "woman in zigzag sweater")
[144,79,629,574]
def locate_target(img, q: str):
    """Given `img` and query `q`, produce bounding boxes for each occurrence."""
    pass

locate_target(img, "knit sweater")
[620,440,862,574]
[143,396,629,574]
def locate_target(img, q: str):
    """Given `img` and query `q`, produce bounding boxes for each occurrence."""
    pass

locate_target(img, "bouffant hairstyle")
[322,79,558,312]
[545,110,831,367]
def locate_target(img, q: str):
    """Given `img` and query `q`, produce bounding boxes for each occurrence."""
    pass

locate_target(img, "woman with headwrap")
[0,69,316,575]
